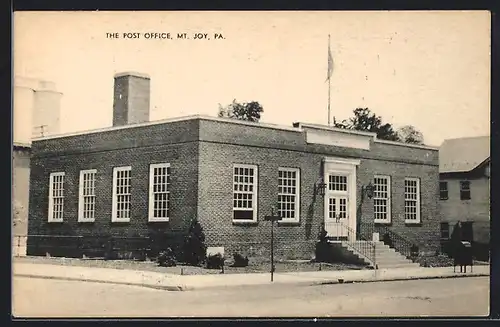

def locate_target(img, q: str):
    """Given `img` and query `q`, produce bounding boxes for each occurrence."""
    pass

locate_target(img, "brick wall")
[28,120,200,255]
[197,119,440,259]
[28,117,440,259]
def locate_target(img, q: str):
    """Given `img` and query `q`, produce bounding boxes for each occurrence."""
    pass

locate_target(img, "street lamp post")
[264,206,282,282]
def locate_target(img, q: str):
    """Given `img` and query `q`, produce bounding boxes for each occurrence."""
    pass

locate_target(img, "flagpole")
[327,34,331,126]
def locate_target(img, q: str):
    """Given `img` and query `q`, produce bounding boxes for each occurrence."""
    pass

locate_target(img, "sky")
[13,11,491,146]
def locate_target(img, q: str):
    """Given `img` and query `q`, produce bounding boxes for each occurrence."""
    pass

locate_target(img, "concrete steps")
[337,240,421,269]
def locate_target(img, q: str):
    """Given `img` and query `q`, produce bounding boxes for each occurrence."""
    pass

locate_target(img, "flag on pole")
[326,36,334,81]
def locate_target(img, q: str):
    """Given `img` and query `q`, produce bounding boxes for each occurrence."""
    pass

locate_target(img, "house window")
[78,169,96,222]
[460,181,471,200]
[373,175,391,223]
[440,222,450,240]
[112,166,131,222]
[278,168,300,222]
[48,172,65,222]
[149,163,171,222]
[404,178,421,224]
[439,181,448,200]
[233,164,258,222]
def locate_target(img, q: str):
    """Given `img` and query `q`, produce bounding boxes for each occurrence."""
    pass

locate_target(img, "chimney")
[112,72,150,126]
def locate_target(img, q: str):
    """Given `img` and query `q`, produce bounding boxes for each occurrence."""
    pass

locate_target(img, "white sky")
[14,11,491,146]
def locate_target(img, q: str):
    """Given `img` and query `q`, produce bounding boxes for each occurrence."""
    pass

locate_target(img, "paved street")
[13,276,489,318]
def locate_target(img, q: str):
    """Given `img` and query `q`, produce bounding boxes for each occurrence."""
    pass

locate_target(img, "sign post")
[264,206,282,282]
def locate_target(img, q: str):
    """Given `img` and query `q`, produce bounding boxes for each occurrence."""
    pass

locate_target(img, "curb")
[311,273,490,286]
[14,274,185,291]
[15,272,489,292]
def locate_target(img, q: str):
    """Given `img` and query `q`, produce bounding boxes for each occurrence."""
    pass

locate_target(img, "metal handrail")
[359,222,419,261]
[337,222,377,269]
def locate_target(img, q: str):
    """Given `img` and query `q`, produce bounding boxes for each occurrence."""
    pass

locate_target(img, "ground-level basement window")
[439,181,448,200]
[233,164,258,223]
[460,181,471,200]
[78,169,96,222]
[404,177,421,224]
[373,175,391,224]
[112,166,131,222]
[148,163,171,222]
[48,172,65,222]
[278,167,300,223]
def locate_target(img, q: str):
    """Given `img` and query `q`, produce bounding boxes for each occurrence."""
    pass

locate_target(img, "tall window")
[373,175,391,223]
[460,181,471,200]
[48,172,65,222]
[404,178,421,224]
[78,169,96,222]
[112,166,131,222]
[233,164,258,222]
[278,168,300,222]
[439,181,448,200]
[149,163,171,222]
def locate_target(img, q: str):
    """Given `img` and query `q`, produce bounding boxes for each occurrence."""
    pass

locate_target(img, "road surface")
[13,276,489,318]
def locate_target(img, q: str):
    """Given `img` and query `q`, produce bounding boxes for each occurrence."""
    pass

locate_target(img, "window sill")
[374,220,392,225]
[111,219,131,223]
[148,218,170,223]
[277,220,300,226]
[47,220,64,224]
[232,220,258,226]
[78,220,95,223]
[405,220,422,226]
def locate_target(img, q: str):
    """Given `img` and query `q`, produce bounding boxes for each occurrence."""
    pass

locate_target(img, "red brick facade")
[28,116,440,259]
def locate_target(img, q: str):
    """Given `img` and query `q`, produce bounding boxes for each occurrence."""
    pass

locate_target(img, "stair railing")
[338,222,377,269]
[359,222,420,262]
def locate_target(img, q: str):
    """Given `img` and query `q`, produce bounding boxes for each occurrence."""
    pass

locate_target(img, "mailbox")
[453,241,473,273]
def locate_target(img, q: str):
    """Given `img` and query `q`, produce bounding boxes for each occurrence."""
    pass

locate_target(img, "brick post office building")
[27,72,441,260]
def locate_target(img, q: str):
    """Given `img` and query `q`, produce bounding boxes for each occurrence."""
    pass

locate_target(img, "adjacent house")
[438,136,490,260]
[13,76,62,256]
[27,72,441,262]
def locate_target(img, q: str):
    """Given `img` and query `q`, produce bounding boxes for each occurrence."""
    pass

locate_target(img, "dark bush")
[157,248,177,267]
[315,225,330,262]
[206,253,225,269]
[231,252,249,267]
[183,219,207,266]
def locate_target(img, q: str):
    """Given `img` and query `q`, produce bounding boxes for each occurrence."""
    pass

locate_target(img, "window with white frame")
[78,169,96,222]
[112,166,131,222]
[373,175,391,223]
[460,181,471,200]
[149,163,171,222]
[404,178,421,223]
[233,164,258,222]
[278,168,300,222]
[48,172,65,222]
[329,175,348,192]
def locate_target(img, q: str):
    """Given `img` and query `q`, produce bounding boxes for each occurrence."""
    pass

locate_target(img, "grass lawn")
[14,256,367,275]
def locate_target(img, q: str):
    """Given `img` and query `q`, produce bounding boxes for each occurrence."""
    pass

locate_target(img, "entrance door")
[324,174,350,240]
[322,157,360,242]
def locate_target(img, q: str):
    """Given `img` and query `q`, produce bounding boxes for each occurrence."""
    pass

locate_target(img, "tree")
[183,219,207,266]
[397,125,424,145]
[218,99,264,122]
[334,108,399,141]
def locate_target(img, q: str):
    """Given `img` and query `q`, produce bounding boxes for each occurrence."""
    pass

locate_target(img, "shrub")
[206,253,225,269]
[157,248,177,267]
[183,219,207,266]
[231,252,249,267]
[315,224,330,262]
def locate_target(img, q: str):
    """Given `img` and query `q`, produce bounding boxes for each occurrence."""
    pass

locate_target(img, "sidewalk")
[13,262,490,291]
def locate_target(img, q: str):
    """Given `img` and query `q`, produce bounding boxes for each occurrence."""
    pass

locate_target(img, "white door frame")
[323,157,360,241]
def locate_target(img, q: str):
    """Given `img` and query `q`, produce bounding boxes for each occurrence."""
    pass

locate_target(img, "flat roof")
[31,114,438,151]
